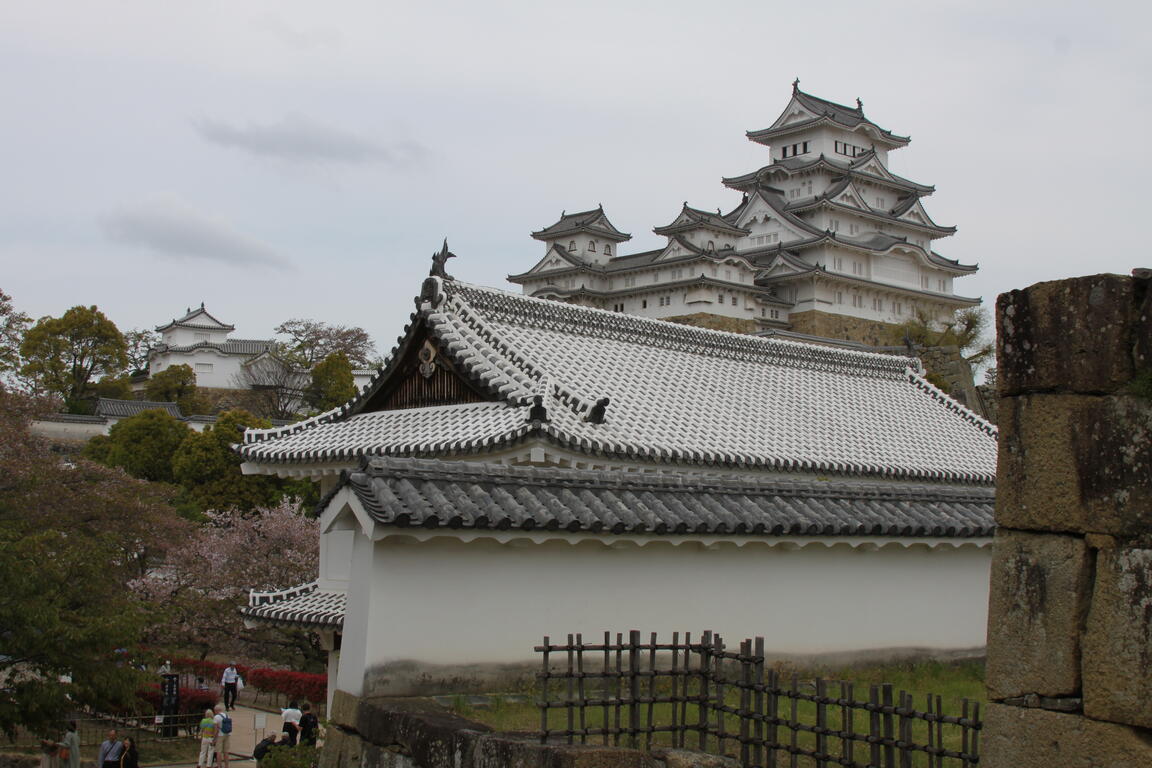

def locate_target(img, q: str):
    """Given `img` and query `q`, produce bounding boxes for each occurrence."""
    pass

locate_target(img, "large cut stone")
[986,530,1091,699]
[997,393,1152,535]
[1083,544,1152,729]
[997,273,1148,396]
[982,702,1152,768]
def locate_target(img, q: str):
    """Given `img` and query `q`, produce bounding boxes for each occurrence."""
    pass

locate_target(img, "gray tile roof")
[243,581,344,629]
[155,304,235,333]
[531,206,632,242]
[344,456,995,538]
[94,398,183,419]
[747,88,910,147]
[241,278,997,483]
[152,338,273,356]
[654,204,750,237]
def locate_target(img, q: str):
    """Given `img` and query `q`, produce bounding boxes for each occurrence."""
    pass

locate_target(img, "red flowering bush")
[169,659,324,705]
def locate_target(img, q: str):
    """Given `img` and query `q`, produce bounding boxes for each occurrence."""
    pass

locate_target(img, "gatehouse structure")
[509,82,978,346]
[240,268,997,706]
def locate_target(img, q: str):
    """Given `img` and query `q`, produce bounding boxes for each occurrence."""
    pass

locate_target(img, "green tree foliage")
[101,409,193,483]
[305,351,357,412]
[275,318,377,368]
[172,409,288,512]
[93,375,133,400]
[145,363,209,415]
[19,305,128,409]
[0,288,31,377]
[0,389,185,738]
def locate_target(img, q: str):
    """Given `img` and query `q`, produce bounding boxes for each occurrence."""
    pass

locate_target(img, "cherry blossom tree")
[132,502,321,667]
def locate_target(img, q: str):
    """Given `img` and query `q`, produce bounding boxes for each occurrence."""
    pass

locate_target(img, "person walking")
[97,730,124,768]
[57,722,80,768]
[298,703,319,747]
[212,703,232,768]
[220,663,241,710]
[196,709,217,768]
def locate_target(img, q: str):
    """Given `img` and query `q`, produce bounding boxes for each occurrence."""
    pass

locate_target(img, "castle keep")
[509,83,978,347]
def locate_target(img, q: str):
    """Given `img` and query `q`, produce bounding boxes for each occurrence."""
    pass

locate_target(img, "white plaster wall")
[361,536,991,667]
[150,349,245,389]
[30,419,109,441]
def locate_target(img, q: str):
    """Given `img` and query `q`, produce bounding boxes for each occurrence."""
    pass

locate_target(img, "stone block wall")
[983,271,1152,766]
[322,693,738,768]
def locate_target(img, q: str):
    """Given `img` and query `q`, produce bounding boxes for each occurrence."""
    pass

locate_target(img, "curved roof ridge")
[447,279,919,380]
[905,368,998,439]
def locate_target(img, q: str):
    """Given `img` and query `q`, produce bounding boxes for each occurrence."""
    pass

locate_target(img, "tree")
[891,307,993,368]
[275,318,377,368]
[0,388,185,737]
[93,375,133,400]
[98,409,193,483]
[19,305,128,409]
[233,351,308,421]
[146,363,209,415]
[123,328,160,374]
[130,502,320,666]
[0,288,30,378]
[304,351,357,412]
[172,409,290,513]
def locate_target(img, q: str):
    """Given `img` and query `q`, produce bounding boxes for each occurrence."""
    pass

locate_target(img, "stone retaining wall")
[983,271,1152,766]
[323,692,737,768]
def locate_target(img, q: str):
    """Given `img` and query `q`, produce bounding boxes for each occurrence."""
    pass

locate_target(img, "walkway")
[149,705,284,767]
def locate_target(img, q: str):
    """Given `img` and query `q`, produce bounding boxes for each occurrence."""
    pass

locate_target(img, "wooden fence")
[536,631,981,768]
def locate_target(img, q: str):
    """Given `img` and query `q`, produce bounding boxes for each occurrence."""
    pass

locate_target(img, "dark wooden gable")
[357,326,491,413]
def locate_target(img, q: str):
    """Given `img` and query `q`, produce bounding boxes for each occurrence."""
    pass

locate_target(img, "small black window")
[588,241,597,253]
[603,244,612,257]
[642,300,647,309]
[568,241,576,252]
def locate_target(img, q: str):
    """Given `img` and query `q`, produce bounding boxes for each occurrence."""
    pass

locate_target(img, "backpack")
[220,714,233,734]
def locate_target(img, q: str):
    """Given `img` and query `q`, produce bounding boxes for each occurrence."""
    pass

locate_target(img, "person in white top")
[280,702,302,746]
[220,663,240,710]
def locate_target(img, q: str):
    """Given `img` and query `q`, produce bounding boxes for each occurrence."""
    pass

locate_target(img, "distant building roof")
[746,85,911,148]
[155,303,235,333]
[94,398,183,419]
[243,582,344,629]
[531,205,632,242]
[240,277,997,484]
[653,203,750,238]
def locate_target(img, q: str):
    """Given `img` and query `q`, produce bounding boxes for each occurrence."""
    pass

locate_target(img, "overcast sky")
[2,1,1147,359]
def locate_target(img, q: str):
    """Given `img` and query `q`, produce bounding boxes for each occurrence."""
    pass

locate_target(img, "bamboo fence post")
[539,635,550,744]
[602,631,610,746]
[629,630,641,749]
[566,633,575,745]
[753,637,765,768]
[576,634,586,744]
[882,684,895,768]
[698,631,711,753]
[646,631,657,752]
[869,685,881,768]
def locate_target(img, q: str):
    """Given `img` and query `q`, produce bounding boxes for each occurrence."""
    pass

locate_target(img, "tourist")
[196,709,217,768]
[56,722,80,768]
[298,702,319,747]
[118,738,138,768]
[97,730,123,768]
[37,736,58,768]
[280,701,302,746]
[252,733,284,765]
[220,662,241,710]
[213,703,232,768]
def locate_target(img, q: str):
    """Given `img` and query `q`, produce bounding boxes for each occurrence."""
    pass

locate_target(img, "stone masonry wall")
[322,692,737,768]
[983,271,1152,766]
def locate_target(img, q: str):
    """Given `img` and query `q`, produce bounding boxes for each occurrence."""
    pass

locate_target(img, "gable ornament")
[430,238,456,280]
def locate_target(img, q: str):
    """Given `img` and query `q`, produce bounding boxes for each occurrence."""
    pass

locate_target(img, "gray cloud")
[193,115,425,166]
[103,204,289,268]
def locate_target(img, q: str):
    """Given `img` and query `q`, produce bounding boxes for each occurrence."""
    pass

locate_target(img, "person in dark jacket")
[253,733,285,764]
[119,738,138,768]
[298,703,319,746]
